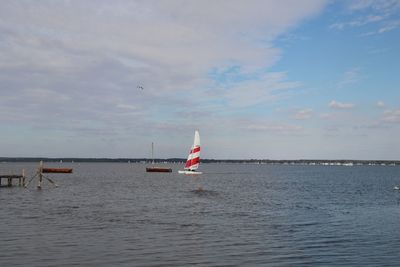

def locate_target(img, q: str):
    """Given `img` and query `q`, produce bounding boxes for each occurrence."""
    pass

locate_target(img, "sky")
[0,0,399,160]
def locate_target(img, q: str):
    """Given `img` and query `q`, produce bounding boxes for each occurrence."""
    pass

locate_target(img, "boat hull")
[178,170,202,175]
[146,167,172,173]
[42,168,73,173]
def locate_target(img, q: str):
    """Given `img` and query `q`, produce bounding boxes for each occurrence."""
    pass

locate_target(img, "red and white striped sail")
[184,130,200,170]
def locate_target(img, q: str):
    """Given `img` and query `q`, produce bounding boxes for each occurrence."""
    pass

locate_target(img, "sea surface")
[1,162,400,266]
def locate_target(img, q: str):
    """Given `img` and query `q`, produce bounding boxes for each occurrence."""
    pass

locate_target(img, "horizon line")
[0,157,399,162]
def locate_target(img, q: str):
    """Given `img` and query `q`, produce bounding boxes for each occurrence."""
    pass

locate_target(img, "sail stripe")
[184,146,200,169]
[190,147,201,154]
[190,157,200,165]
[184,156,200,168]
[185,156,200,165]
[184,159,192,168]
[185,160,199,169]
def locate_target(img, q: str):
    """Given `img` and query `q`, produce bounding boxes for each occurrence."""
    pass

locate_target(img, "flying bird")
[137,85,144,90]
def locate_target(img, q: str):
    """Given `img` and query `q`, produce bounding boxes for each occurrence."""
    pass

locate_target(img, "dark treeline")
[0,157,399,165]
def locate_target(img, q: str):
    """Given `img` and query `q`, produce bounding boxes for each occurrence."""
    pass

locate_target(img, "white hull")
[178,170,202,175]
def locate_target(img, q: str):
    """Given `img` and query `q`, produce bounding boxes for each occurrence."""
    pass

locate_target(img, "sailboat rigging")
[178,130,202,175]
[146,142,172,173]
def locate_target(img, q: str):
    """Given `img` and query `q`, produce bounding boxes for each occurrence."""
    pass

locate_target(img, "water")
[1,162,400,266]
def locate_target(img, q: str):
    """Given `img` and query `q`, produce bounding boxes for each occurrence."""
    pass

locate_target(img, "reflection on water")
[1,162,400,266]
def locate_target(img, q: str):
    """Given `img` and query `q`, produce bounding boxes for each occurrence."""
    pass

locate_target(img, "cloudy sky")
[1,0,399,159]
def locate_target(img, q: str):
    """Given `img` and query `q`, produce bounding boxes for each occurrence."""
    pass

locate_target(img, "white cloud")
[378,20,400,33]
[349,0,400,12]
[294,108,313,120]
[330,0,400,35]
[0,1,327,74]
[116,103,138,111]
[0,1,330,157]
[320,113,336,120]
[220,71,302,108]
[338,68,361,88]
[329,100,355,110]
[330,15,384,30]
[243,121,304,135]
[383,109,400,123]
[23,88,71,102]
[376,101,386,108]
[0,1,326,112]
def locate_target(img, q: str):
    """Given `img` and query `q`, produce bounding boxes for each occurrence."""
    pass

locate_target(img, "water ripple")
[1,163,400,266]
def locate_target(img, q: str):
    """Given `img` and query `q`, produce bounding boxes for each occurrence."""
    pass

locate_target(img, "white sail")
[179,130,202,174]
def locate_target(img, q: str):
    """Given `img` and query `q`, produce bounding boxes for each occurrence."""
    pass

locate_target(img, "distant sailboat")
[178,130,202,175]
[146,142,172,173]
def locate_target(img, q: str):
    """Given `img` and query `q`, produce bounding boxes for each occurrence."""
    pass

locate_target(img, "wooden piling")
[38,161,43,189]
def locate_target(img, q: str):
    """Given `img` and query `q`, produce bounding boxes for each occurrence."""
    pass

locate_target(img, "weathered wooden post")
[38,161,43,189]
[18,170,23,186]
[22,169,25,186]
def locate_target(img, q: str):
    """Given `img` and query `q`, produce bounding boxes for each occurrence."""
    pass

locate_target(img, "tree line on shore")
[0,157,399,165]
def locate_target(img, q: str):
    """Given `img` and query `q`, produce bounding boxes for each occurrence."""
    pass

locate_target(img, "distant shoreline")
[0,157,399,166]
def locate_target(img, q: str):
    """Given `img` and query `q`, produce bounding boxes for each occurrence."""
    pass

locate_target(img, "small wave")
[58,205,80,209]
[190,188,220,197]
[204,172,253,175]
[180,223,203,228]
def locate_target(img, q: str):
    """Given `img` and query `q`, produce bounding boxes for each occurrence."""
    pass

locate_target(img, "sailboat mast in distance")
[146,142,172,173]
[151,142,154,164]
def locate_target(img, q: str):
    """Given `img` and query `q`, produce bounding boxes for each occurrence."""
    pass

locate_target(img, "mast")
[151,142,154,164]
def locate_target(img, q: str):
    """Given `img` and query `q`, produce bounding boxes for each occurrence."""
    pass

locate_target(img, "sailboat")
[146,142,172,173]
[178,130,202,175]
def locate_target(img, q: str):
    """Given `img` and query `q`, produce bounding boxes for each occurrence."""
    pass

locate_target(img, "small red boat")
[42,168,73,173]
[146,142,172,173]
[146,167,172,173]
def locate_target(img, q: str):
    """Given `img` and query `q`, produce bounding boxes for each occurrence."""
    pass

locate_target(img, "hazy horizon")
[1,156,399,162]
[1,1,399,160]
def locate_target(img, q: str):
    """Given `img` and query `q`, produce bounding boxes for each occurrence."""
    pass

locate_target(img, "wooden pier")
[1,162,73,189]
[0,170,25,187]
[23,161,73,189]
